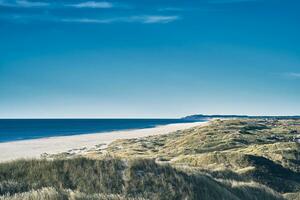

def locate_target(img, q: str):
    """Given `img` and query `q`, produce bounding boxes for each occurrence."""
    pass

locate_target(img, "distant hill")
[183,114,300,120]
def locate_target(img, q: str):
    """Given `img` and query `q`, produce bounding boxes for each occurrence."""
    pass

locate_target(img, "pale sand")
[0,121,208,162]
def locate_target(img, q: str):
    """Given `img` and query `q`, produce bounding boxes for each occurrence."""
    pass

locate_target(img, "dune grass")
[1,119,300,199]
[0,157,284,200]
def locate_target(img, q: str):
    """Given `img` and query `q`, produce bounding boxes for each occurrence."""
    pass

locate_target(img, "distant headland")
[183,114,300,120]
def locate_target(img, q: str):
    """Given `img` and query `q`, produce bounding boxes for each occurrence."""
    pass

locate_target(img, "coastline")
[0,121,209,162]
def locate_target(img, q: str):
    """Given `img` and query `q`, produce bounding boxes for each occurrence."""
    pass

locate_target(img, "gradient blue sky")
[0,0,300,118]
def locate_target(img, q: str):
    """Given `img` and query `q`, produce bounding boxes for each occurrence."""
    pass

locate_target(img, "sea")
[0,119,204,143]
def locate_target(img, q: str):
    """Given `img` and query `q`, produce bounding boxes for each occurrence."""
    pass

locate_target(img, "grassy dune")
[1,119,300,199]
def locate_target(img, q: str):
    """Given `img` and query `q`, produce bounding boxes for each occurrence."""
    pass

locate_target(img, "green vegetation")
[1,119,300,199]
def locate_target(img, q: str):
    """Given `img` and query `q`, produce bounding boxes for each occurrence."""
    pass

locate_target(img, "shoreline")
[0,121,209,162]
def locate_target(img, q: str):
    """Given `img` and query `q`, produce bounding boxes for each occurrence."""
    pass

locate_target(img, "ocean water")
[0,119,204,143]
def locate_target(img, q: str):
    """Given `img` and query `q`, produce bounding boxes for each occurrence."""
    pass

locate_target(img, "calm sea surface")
[0,119,204,142]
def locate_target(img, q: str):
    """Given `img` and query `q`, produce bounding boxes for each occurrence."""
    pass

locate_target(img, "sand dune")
[0,121,208,162]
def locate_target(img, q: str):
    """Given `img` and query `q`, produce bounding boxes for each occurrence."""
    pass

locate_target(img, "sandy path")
[0,121,208,162]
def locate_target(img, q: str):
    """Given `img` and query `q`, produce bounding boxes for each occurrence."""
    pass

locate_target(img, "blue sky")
[0,0,300,118]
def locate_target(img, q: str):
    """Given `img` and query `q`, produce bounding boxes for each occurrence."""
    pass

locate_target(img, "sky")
[0,0,300,118]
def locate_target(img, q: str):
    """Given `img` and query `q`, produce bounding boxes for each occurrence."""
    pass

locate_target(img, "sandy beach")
[0,121,208,162]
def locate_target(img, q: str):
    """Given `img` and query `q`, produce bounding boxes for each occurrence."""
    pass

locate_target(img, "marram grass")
[1,119,300,200]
